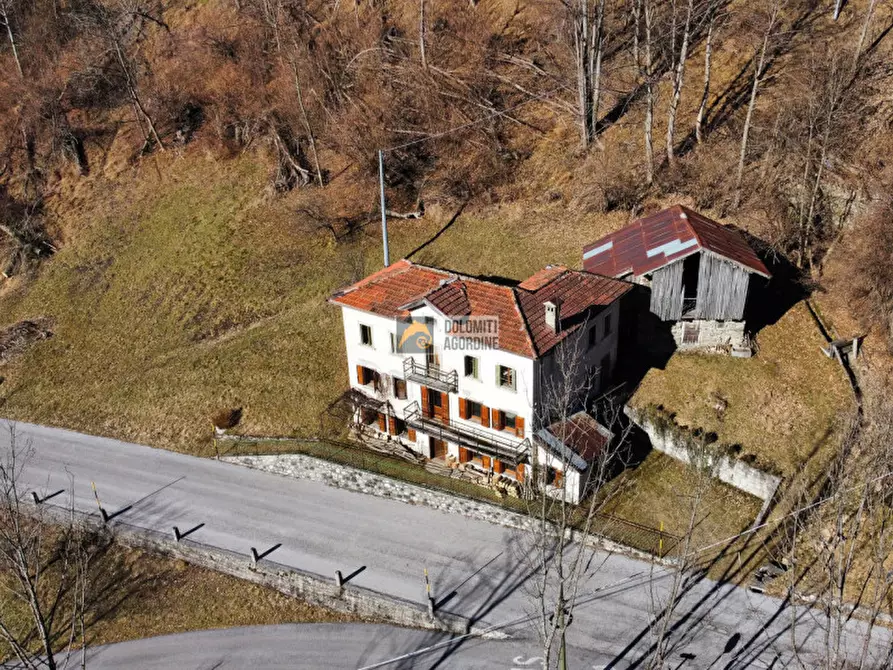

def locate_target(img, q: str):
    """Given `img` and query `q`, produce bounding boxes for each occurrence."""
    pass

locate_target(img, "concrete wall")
[626,407,781,502]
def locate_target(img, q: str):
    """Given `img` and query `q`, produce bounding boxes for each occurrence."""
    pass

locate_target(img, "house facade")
[582,205,771,351]
[329,260,632,502]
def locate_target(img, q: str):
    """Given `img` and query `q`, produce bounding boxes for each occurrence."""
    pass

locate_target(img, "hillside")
[0,0,892,598]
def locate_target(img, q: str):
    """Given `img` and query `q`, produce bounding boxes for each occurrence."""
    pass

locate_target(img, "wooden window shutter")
[459,397,468,420]
[517,463,525,482]
[420,386,430,417]
[493,410,504,431]
[515,417,525,438]
[387,416,397,435]
[377,412,386,432]
[554,469,564,488]
[493,460,504,474]
[480,405,490,428]
[357,365,366,385]
[459,447,470,463]
[407,428,417,441]
[482,455,491,470]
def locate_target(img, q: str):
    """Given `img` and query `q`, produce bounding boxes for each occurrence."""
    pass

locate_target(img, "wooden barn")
[582,205,771,351]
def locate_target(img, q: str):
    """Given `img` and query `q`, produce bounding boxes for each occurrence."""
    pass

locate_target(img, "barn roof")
[582,205,771,279]
[329,261,633,359]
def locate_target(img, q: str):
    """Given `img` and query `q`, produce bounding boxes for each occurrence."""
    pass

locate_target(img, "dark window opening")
[393,377,407,399]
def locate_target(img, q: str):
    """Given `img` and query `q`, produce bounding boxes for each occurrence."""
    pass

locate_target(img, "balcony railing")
[404,401,529,466]
[403,357,458,394]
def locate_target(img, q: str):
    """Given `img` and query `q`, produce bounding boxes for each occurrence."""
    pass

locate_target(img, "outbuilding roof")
[582,205,771,279]
[536,412,613,471]
[329,261,633,359]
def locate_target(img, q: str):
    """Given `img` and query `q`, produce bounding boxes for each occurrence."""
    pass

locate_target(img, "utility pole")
[378,149,390,267]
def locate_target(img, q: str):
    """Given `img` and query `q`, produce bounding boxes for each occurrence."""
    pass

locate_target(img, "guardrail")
[403,358,458,393]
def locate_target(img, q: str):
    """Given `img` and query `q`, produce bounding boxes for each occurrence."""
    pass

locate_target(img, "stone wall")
[671,319,746,350]
[626,407,781,502]
[39,503,480,637]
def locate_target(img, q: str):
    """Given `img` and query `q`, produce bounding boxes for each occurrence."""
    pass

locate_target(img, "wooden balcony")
[403,401,529,466]
[403,358,458,394]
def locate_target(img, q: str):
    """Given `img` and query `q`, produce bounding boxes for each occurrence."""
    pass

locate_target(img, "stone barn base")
[671,319,746,351]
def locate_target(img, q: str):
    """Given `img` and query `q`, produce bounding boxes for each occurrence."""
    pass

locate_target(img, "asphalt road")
[3,421,890,669]
[80,623,587,669]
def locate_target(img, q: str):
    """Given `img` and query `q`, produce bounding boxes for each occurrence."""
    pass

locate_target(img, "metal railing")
[403,358,458,394]
[403,401,528,466]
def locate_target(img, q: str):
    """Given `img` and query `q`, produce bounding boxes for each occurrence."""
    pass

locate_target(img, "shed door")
[683,322,700,345]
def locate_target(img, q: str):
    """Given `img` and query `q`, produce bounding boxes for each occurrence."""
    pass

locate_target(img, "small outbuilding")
[582,205,771,351]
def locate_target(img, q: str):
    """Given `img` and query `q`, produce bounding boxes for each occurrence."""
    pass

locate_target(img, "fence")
[36,499,476,635]
[219,435,681,559]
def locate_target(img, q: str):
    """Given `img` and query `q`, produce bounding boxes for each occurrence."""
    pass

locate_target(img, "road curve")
[80,623,579,669]
[3,420,890,669]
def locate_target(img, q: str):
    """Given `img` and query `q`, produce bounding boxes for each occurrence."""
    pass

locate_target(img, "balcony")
[404,401,529,466]
[403,357,458,394]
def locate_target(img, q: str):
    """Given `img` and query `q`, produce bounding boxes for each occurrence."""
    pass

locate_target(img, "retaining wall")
[626,407,781,502]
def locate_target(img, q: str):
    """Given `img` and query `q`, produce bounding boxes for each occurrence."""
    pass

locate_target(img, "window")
[600,355,611,386]
[464,355,479,379]
[588,325,597,349]
[603,313,613,337]
[360,324,372,347]
[468,400,482,421]
[503,412,517,431]
[393,377,407,399]
[497,365,516,390]
[357,365,376,386]
[389,333,396,353]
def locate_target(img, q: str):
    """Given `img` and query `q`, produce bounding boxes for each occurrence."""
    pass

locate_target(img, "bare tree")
[665,0,695,165]
[419,0,428,71]
[733,1,781,209]
[74,0,167,153]
[0,0,23,78]
[695,1,719,144]
[641,0,655,183]
[0,425,92,670]
[522,325,631,669]
[647,433,716,669]
[568,0,607,148]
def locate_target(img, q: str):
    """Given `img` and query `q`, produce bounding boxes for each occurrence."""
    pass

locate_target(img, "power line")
[382,85,565,153]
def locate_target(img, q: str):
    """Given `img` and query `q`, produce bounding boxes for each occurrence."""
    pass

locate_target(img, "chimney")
[544,300,561,332]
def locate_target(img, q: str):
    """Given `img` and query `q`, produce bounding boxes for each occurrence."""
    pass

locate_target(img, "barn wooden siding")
[649,251,750,321]
[694,252,749,320]
[650,260,684,320]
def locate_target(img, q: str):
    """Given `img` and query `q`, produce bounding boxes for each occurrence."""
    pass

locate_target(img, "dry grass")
[0,540,356,660]
[0,149,632,452]
[601,451,763,551]
[630,302,852,480]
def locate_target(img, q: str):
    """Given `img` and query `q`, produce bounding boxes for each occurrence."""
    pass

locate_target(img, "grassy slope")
[630,303,851,480]
[0,542,354,660]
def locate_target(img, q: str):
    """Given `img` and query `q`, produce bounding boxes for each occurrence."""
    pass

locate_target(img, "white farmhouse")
[328,260,632,503]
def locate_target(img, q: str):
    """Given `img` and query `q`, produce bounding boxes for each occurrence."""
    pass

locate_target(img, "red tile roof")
[547,412,612,465]
[582,205,771,279]
[329,261,633,359]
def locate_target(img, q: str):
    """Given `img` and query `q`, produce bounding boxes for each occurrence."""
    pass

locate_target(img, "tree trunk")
[590,0,606,140]
[419,0,428,71]
[666,0,694,165]
[733,7,776,209]
[643,0,654,183]
[574,0,594,148]
[113,38,165,152]
[695,11,715,144]
[290,56,324,187]
[0,2,23,78]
